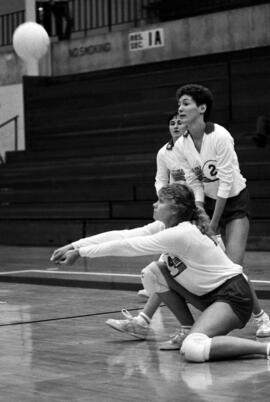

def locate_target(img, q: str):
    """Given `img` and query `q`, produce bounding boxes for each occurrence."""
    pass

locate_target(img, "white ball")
[13,22,50,61]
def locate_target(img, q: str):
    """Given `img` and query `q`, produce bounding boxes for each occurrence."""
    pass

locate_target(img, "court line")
[0,307,144,327]
[0,269,140,278]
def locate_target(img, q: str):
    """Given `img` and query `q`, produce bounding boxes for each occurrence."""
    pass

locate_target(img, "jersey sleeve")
[72,221,165,248]
[215,131,235,198]
[78,225,187,259]
[174,139,205,202]
[155,148,170,194]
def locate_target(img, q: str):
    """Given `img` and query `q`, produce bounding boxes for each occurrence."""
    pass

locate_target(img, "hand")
[58,249,80,265]
[212,234,226,251]
[50,244,74,263]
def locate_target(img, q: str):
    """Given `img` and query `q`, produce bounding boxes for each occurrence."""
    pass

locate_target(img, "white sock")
[181,325,192,331]
[253,310,265,319]
[137,312,150,326]
[267,343,270,359]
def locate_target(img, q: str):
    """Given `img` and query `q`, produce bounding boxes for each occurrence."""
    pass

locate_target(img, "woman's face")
[178,95,205,125]
[153,196,177,226]
[169,115,186,141]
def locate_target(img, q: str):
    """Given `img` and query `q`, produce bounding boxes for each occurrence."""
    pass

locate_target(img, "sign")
[69,42,111,58]
[129,28,164,51]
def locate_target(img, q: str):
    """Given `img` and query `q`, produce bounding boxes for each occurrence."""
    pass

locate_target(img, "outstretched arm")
[50,221,165,264]
[55,227,185,266]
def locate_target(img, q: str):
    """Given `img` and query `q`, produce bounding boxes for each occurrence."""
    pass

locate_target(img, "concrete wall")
[0,84,25,159]
[0,51,26,85]
[52,4,270,75]
[0,51,26,157]
[0,0,24,15]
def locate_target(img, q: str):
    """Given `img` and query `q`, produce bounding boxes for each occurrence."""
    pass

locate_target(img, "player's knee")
[141,261,169,296]
[180,333,212,363]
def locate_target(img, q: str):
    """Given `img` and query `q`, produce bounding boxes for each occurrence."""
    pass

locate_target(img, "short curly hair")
[176,84,214,122]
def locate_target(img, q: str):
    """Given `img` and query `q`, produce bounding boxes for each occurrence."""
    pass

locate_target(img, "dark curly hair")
[176,84,214,122]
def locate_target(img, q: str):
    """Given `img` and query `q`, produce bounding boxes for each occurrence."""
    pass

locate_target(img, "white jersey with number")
[72,220,243,296]
[155,143,185,194]
[173,122,246,203]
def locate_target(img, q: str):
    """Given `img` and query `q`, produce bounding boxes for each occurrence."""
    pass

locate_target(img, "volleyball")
[13,22,50,61]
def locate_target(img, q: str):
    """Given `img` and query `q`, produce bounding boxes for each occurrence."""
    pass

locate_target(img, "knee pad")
[141,262,169,296]
[180,333,212,363]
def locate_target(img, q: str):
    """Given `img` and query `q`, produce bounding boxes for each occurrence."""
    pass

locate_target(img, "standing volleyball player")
[51,183,270,363]
[173,83,270,337]
[137,112,186,299]
[154,112,186,193]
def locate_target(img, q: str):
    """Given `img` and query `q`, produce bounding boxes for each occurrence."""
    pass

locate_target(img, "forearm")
[210,196,227,231]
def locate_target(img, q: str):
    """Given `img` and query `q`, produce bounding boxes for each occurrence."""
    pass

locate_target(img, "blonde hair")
[158,183,211,235]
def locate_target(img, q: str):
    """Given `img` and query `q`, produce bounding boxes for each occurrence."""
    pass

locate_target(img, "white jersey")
[72,220,243,296]
[173,123,246,202]
[155,143,185,194]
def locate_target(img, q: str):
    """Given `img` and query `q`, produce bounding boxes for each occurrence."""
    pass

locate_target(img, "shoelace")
[168,329,185,340]
[121,309,134,320]
[254,313,269,324]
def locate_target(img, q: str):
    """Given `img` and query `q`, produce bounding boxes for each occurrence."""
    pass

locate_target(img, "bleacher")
[0,49,269,249]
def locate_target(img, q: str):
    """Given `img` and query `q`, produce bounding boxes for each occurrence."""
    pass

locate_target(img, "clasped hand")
[50,244,80,265]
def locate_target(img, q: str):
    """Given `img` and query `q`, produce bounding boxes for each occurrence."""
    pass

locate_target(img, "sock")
[267,343,270,360]
[181,325,192,331]
[137,312,151,326]
[253,310,265,319]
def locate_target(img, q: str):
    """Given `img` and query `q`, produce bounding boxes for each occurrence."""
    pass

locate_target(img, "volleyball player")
[171,83,270,338]
[138,112,186,299]
[51,183,270,363]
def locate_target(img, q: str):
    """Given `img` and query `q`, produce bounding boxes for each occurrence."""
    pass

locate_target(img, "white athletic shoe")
[255,312,270,337]
[106,309,149,339]
[137,289,149,299]
[159,327,190,350]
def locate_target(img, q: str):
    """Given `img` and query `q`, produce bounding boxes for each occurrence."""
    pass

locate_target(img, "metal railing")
[0,10,25,47]
[69,0,155,34]
[0,115,19,158]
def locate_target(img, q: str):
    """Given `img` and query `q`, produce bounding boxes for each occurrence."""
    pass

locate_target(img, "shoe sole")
[159,343,181,351]
[137,293,149,299]
[256,333,270,338]
[105,320,146,340]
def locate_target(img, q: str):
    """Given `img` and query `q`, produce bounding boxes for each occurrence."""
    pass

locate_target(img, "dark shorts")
[199,274,253,328]
[204,187,250,228]
[159,265,253,327]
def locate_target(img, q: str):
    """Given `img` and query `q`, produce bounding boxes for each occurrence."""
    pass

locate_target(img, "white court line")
[0,269,140,278]
[0,270,270,284]
[0,270,33,275]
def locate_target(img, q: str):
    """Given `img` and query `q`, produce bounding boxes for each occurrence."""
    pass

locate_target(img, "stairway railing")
[0,115,19,163]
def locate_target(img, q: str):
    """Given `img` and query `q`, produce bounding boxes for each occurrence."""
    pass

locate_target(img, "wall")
[0,84,25,160]
[0,0,24,15]
[52,3,270,75]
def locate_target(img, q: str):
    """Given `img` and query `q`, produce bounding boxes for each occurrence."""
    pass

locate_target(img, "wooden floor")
[0,247,270,401]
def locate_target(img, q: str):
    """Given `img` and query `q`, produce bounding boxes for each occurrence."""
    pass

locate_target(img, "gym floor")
[0,246,269,401]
